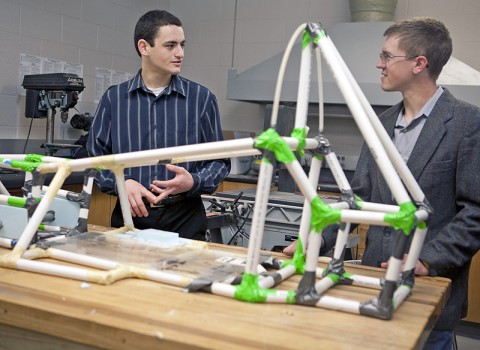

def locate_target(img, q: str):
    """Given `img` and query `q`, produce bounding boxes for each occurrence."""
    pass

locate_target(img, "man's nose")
[175,46,185,57]
[376,58,385,69]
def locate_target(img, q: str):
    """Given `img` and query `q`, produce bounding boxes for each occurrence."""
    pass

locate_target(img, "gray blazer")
[324,89,480,330]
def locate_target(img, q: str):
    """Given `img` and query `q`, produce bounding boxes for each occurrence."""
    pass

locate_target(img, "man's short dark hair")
[384,17,452,80]
[134,10,182,57]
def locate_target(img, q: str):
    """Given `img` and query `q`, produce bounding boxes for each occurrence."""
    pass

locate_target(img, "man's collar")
[395,87,444,126]
[128,70,186,97]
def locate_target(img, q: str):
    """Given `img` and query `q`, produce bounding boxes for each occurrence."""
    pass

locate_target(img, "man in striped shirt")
[87,10,230,240]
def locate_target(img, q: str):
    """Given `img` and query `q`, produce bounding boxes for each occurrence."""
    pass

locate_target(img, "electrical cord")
[23,117,34,153]
[226,203,253,245]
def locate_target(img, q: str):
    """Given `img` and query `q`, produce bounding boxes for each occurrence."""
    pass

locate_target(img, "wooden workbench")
[0,228,450,350]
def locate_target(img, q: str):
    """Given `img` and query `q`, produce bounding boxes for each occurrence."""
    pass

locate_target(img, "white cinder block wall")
[1,0,479,157]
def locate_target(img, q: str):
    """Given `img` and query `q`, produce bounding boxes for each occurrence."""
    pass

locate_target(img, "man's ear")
[137,39,150,56]
[414,55,429,72]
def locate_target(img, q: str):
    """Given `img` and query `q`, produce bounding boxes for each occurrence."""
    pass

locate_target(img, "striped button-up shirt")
[87,70,230,196]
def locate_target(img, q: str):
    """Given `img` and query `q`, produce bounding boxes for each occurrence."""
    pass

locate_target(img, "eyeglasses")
[379,52,417,63]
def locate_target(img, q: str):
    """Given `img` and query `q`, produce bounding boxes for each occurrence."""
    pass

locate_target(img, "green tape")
[7,196,27,207]
[285,290,297,304]
[234,273,296,303]
[255,128,296,164]
[10,160,40,172]
[310,196,341,232]
[281,238,306,274]
[384,201,417,236]
[326,273,340,284]
[302,29,311,50]
[234,273,267,302]
[291,127,307,158]
[25,154,44,163]
[301,26,326,49]
[354,195,364,210]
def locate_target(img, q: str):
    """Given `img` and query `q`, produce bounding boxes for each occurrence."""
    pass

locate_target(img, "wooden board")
[0,232,450,350]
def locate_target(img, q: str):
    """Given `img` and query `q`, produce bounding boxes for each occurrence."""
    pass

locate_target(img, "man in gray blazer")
[285,17,480,349]
[342,17,480,349]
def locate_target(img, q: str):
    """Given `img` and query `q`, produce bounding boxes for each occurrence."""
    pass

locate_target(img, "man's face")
[376,35,416,92]
[144,25,185,76]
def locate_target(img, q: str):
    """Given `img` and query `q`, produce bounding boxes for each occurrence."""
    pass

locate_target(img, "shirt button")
[384,228,391,237]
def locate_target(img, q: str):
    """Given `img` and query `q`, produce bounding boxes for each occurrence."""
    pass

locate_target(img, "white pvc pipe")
[42,186,72,198]
[315,267,326,277]
[113,168,134,227]
[37,137,321,175]
[315,275,336,294]
[265,290,294,303]
[325,153,351,191]
[294,40,312,129]
[0,154,63,162]
[0,237,13,248]
[16,258,90,281]
[403,226,428,272]
[315,46,325,133]
[348,274,382,288]
[210,282,237,298]
[145,269,193,287]
[38,138,256,173]
[0,195,14,205]
[332,223,350,260]
[340,209,391,227]
[305,231,323,272]
[296,157,322,254]
[385,257,403,282]
[39,225,61,232]
[258,265,296,288]
[315,268,381,288]
[0,180,10,196]
[244,159,274,275]
[171,149,261,164]
[393,285,412,309]
[285,161,318,202]
[49,248,118,270]
[414,210,429,222]
[315,295,361,314]
[270,23,307,127]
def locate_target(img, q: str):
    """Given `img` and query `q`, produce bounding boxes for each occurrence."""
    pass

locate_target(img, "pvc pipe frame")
[0,22,430,320]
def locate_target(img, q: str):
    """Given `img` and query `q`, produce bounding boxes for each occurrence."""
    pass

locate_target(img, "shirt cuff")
[186,173,202,197]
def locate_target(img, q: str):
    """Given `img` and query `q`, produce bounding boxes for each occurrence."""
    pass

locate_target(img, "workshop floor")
[455,321,480,350]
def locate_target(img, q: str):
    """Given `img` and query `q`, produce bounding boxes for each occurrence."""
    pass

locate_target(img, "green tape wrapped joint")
[310,196,341,233]
[10,160,41,173]
[281,238,306,274]
[291,127,307,158]
[25,154,44,163]
[302,29,312,50]
[302,26,325,49]
[255,128,296,164]
[234,273,296,303]
[384,201,417,236]
[234,273,267,302]
[7,196,27,208]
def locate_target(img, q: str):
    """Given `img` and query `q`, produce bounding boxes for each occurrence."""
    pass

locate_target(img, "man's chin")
[170,67,182,75]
